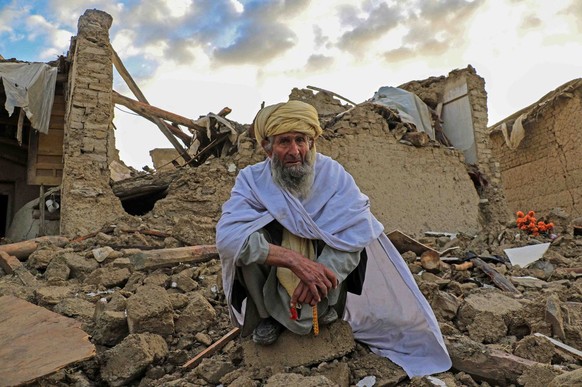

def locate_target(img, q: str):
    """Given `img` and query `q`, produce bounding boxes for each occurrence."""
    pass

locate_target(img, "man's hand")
[265,243,337,305]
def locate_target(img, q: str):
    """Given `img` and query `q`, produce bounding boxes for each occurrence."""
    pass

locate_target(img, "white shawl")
[216,153,451,376]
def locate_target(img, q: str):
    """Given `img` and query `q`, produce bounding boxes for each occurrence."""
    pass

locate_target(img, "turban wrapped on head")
[252,100,323,146]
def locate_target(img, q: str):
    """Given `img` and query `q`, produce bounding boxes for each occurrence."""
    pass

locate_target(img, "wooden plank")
[129,245,218,270]
[182,327,240,369]
[0,295,96,386]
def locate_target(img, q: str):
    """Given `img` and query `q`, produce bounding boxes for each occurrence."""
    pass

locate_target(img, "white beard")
[271,151,315,199]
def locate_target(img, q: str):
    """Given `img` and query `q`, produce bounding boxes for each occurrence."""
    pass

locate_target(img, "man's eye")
[296,137,306,144]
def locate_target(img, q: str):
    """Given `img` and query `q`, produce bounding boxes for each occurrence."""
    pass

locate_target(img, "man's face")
[263,132,315,198]
[265,132,312,167]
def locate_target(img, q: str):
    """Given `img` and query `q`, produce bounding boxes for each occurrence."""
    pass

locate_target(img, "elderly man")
[216,100,451,377]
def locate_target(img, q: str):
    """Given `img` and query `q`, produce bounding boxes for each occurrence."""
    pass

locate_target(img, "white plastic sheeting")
[370,86,435,140]
[0,62,58,134]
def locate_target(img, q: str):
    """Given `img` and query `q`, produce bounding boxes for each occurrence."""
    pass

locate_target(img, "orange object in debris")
[515,210,554,236]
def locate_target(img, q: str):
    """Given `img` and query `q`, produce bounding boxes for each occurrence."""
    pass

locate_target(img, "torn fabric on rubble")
[0,62,58,134]
[216,153,451,377]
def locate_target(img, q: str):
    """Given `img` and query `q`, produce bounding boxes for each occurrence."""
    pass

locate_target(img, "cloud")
[208,0,312,65]
[383,46,415,62]
[23,14,72,59]
[212,21,297,64]
[561,0,582,32]
[382,0,484,62]
[336,2,402,53]
[518,14,542,33]
[304,54,334,72]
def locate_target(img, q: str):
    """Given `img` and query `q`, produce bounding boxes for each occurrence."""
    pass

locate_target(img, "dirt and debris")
[1,199,581,386]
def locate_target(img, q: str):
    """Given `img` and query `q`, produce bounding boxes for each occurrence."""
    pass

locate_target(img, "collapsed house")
[2,8,582,387]
[1,8,513,243]
[489,79,582,217]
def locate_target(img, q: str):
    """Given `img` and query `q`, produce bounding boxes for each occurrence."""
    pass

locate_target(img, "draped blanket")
[216,153,451,376]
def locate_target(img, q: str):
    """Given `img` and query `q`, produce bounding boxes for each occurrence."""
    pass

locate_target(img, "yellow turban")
[253,100,323,146]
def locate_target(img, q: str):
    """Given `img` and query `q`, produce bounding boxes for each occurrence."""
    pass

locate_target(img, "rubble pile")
[1,194,581,386]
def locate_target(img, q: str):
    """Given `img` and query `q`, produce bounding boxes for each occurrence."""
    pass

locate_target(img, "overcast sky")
[1,0,581,168]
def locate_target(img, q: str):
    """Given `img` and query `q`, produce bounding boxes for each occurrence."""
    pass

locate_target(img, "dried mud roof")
[489,78,582,131]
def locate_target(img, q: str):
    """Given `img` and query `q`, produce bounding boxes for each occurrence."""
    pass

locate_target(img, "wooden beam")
[0,251,23,274]
[111,48,192,163]
[182,327,240,368]
[112,91,201,138]
[0,236,69,260]
[129,245,218,270]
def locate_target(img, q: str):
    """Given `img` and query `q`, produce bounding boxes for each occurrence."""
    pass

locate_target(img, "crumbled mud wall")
[317,106,481,237]
[490,81,582,217]
[60,9,126,237]
[143,93,481,241]
[400,66,510,226]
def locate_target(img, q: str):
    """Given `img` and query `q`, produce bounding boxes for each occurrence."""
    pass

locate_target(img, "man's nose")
[288,140,300,154]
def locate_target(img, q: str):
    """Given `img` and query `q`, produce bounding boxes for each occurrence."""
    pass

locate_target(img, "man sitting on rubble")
[216,100,451,377]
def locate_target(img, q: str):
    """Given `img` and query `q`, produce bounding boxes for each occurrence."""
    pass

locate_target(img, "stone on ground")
[101,333,168,387]
[242,320,355,368]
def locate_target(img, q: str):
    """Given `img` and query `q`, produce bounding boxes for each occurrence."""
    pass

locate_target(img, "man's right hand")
[265,243,337,304]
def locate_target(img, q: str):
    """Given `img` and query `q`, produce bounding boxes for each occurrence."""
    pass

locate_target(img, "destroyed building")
[489,79,582,217]
[1,8,512,244]
[1,8,582,387]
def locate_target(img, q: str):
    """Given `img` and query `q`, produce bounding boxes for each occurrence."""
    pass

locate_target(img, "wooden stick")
[471,257,520,293]
[182,327,240,368]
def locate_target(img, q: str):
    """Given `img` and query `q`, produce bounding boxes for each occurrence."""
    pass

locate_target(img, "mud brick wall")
[401,66,500,184]
[401,66,510,226]
[490,92,582,217]
[60,10,126,237]
[317,106,481,237]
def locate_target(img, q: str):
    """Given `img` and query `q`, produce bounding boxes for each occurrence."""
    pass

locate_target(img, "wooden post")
[111,48,192,163]
[38,185,46,237]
